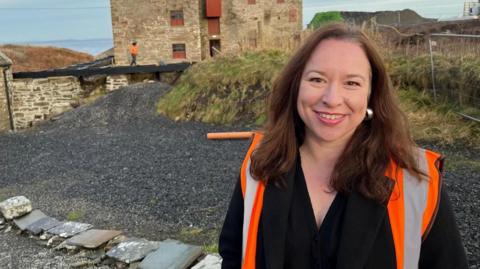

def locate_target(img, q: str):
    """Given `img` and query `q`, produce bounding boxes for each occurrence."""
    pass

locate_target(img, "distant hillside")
[341,9,435,26]
[308,9,435,29]
[0,44,93,72]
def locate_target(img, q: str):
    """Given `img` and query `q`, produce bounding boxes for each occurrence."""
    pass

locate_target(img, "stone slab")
[139,239,203,269]
[26,216,62,235]
[106,238,160,264]
[66,229,123,249]
[0,196,32,219]
[191,254,222,269]
[47,221,93,238]
[13,209,47,231]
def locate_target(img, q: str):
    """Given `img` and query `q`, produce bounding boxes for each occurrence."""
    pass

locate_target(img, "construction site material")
[206,132,254,140]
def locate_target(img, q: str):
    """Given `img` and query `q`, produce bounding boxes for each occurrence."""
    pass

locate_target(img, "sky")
[0,0,469,43]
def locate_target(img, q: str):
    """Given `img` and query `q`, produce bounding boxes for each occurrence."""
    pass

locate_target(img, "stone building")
[110,0,303,65]
[0,51,13,132]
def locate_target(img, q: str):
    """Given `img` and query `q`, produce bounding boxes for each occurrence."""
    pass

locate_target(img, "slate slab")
[0,196,32,219]
[106,238,160,264]
[66,229,123,249]
[191,254,222,269]
[47,221,93,238]
[26,216,62,235]
[13,209,47,231]
[139,239,203,269]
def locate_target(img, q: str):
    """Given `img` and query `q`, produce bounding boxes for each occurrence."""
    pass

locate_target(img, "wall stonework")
[110,0,302,65]
[11,77,84,129]
[111,0,202,65]
[0,68,13,132]
[106,75,130,92]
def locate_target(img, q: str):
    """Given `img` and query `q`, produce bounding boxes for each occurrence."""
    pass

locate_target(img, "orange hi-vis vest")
[240,133,441,269]
[130,44,138,56]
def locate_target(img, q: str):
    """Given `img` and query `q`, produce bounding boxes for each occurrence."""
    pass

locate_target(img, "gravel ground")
[0,81,478,268]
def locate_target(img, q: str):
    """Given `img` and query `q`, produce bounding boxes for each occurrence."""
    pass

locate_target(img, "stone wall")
[111,0,202,66]
[0,68,13,132]
[10,77,84,129]
[106,75,129,92]
[110,0,303,64]
[212,0,303,55]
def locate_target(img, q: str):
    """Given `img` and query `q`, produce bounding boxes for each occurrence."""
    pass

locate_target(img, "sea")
[10,38,114,57]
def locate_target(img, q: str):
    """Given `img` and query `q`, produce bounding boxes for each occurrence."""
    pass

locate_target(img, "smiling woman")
[219,23,468,269]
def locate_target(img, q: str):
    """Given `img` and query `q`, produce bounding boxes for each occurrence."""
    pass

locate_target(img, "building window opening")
[171,10,184,26]
[210,40,221,57]
[172,44,186,59]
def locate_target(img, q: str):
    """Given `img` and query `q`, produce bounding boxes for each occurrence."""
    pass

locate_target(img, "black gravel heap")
[0,82,478,267]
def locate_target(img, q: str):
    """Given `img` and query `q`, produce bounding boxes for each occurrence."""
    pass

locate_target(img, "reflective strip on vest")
[240,133,442,269]
[240,133,264,269]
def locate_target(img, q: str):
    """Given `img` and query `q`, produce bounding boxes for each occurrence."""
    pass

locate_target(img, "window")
[277,0,285,3]
[172,44,186,59]
[208,18,220,35]
[248,0,255,4]
[171,10,184,26]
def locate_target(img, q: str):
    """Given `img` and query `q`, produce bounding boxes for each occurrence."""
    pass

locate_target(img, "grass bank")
[157,51,480,147]
[157,50,288,126]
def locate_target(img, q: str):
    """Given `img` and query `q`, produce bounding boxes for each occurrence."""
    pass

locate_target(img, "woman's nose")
[321,82,342,107]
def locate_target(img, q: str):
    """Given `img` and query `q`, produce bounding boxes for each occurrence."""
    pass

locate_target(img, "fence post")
[428,38,437,102]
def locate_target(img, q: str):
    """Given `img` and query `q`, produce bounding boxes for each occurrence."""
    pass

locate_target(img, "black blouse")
[284,158,347,269]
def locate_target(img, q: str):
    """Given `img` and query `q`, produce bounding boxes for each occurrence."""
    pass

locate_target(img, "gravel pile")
[0,82,478,267]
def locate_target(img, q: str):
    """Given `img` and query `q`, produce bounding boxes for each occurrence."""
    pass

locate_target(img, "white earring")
[365,108,373,120]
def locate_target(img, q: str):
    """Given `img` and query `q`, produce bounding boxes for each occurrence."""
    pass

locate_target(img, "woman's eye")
[309,77,324,83]
[346,81,361,87]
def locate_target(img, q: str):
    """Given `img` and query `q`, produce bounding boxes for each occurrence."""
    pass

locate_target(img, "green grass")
[308,12,344,29]
[66,209,85,221]
[397,88,480,147]
[157,50,288,126]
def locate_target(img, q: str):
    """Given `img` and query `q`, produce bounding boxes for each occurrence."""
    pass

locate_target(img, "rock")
[0,217,4,225]
[66,229,122,249]
[3,226,11,233]
[13,209,47,231]
[46,235,65,248]
[106,238,160,264]
[54,240,79,252]
[105,234,129,251]
[191,254,222,269]
[47,221,93,238]
[138,239,203,269]
[27,216,62,235]
[0,196,32,220]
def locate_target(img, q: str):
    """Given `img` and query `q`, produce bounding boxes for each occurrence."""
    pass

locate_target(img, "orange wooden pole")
[206,131,254,140]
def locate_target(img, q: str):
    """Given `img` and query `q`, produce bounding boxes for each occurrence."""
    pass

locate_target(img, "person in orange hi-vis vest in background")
[219,23,468,269]
[129,41,138,66]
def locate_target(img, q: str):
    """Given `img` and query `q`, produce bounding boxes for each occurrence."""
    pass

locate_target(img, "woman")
[219,23,468,269]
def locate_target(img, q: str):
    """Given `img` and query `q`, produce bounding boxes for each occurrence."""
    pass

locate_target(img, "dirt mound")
[0,44,93,72]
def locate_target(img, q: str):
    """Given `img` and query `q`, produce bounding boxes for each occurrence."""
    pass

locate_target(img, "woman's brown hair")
[250,23,424,204]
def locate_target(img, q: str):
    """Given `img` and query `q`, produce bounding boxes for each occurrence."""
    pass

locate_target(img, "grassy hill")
[0,44,93,72]
[157,50,480,146]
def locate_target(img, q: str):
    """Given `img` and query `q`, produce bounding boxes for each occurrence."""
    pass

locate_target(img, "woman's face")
[297,38,371,146]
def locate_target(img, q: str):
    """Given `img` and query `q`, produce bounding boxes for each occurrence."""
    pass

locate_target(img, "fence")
[428,33,480,112]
